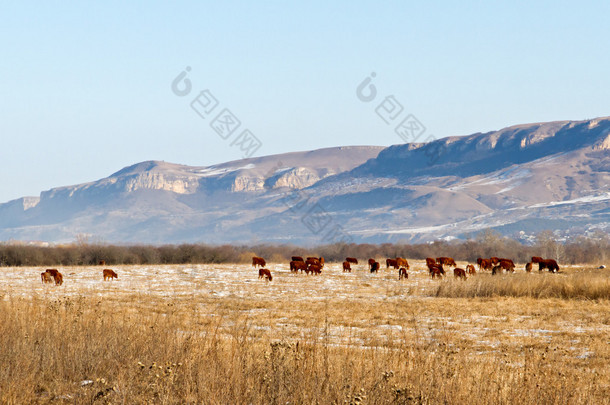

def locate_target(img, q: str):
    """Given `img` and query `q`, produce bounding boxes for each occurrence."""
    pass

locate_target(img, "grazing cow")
[479,259,492,271]
[525,262,533,272]
[44,269,63,286]
[499,259,515,273]
[41,272,53,284]
[396,257,409,269]
[370,261,380,273]
[342,261,352,272]
[491,265,502,275]
[437,257,456,267]
[430,266,444,279]
[386,258,399,269]
[426,258,437,269]
[252,257,266,268]
[531,256,544,264]
[346,257,358,265]
[291,256,304,262]
[368,258,376,269]
[258,268,272,281]
[538,259,560,273]
[103,269,118,281]
[398,267,408,280]
[308,264,322,275]
[99,260,106,266]
[466,264,476,275]
[290,260,307,273]
[490,257,500,265]
[454,268,467,279]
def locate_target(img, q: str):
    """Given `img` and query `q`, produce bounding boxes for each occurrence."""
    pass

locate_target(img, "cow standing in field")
[396,257,409,269]
[346,257,358,265]
[252,257,266,268]
[478,258,492,271]
[342,261,352,272]
[466,264,476,275]
[437,257,456,267]
[499,259,515,273]
[103,269,118,281]
[426,258,437,269]
[531,256,544,264]
[370,261,380,273]
[538,259,560,273]
[41,272,53,284]
[290,260,307,273]
[258,268,272,281]
[368,258,376,269]
[430,265,444,279]
[308,264,322,275]
[386,258,399,269]
[398,267,408,280]
[306,257,321,268]
[525,262,533,272]
[44,269,63,286]
[454,268,467,280]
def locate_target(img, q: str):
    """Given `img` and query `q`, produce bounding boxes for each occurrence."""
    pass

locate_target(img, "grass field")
[1,261,609,404]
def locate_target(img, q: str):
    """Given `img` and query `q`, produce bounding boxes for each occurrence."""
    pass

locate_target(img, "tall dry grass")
[433,271,610,300]
[0,294,608,404]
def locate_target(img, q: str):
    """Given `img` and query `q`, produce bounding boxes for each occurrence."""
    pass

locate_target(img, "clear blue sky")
[1,1,609,203]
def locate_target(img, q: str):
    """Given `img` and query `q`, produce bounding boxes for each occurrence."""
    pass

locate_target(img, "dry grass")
[0,261,609,404]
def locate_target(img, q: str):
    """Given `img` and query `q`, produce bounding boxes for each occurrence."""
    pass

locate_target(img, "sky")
[1,0,609,203]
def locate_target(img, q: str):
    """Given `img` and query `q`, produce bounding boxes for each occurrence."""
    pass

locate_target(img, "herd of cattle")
[252,255,561,282]
[35,256,560,286]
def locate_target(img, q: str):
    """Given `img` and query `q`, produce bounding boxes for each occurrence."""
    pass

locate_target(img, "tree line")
[0,230,608,267]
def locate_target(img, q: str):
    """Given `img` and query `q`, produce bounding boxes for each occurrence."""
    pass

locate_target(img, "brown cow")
[45,269,63,286]
[252,256,266,268]
[538,259,560,273]
[466,264,476,275]
[368,258,376,269]
[386,258,399,269]
[306,257,321,268]
[499,259,515,273]
[342,261,352,272]
[478,259,492,271]
[525,262,533,272]
[430,266,444,279]
[41,272,53,284]
[454,268,467,280]
[291,256,304,262]
[290,260,307,272]
[99,260,106,266]
[531,256,543,264]
[308,264,322,275]
[490,257,500,265]
[103,269,118,281]
[370,261,380,273]
[426,258,437,269]
[437,257,456,267]
[398,267,408,280]
[258,268,272,281]
[346,257,358,264]
[396,257,409,269]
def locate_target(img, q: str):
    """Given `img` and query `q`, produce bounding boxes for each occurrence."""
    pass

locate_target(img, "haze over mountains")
[2,117,609,245]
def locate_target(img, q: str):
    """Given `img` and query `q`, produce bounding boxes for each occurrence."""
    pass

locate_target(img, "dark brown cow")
[45,269,63,286]
[346,257,358,264]
[99,260,106,266]
[342,261,352,272]
[478,259,492,271]
[370,261,380,273]
[41,272,53,284]
[437,257,456,267]
[308,264,322,275]
[538,259,560,273]
[258,268,272,281]
[386,258,399,269]
[396,257,409,269]
[430,265,444,279]
[525,262,533,272]
[398,267,408,280]
[290,260,307,272]
[499,259,515,273]
[291,256,304,262]
[252,257,266,268]
[466,264,476,275]
[103,269,118,281]
[368,258,376,269]
[454,268,467,280]
[531,256,544,264]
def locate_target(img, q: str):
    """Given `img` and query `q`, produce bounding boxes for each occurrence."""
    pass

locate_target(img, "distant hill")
[1,117,609,244]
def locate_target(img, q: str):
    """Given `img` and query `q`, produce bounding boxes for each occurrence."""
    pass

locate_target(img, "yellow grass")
[0,261,608,404]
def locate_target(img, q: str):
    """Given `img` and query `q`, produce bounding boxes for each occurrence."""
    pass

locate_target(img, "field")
[1,261,609,404]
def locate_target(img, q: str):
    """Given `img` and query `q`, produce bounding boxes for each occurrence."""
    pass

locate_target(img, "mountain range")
[2,117,609,245]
